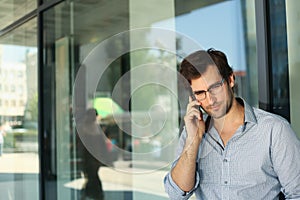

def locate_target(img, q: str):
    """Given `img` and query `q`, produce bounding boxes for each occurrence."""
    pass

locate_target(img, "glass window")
[0,18,38,199]
[42,1,130,199]
[42,0,258,200]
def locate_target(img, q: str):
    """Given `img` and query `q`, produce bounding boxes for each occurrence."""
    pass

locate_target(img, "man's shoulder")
[239,97,287,125]
[252,106,289,125]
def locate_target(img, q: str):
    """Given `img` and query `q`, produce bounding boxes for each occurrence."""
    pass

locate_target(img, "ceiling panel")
[0,0,36,30]
[0,0,226,47]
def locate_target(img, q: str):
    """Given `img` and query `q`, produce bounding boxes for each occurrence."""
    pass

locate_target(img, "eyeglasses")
[193,78,225,101]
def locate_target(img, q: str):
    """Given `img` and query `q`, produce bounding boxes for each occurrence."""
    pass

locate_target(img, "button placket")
[221,147,230,199]
[221,158,230,185]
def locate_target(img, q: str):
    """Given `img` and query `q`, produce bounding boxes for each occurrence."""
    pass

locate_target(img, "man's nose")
[205,92,216,105]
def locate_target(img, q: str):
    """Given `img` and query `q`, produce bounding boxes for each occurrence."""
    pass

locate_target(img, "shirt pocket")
[198,142,220,184]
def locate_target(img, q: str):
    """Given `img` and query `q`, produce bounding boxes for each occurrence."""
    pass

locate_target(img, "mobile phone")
[187,86,202,115]
[187,86,197,101]
[188,86,201,110]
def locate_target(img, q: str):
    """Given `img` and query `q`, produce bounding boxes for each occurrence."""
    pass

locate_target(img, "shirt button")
[224,181,228,184]
[223,159,228,162]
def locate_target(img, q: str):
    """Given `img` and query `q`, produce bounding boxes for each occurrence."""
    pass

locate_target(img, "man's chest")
[197,131,275,185]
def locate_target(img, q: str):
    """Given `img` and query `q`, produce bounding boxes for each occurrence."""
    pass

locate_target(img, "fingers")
[185,107,202,121]
[185,100,202,121]
[187,98,199,109]
[184,98,206,139]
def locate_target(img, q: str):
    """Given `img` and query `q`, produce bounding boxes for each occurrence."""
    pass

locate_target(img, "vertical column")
[129,0,178,198]
[255,0,272,111]
[286,0,300,136]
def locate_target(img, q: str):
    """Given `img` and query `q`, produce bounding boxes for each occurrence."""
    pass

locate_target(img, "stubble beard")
[204,87,234,119]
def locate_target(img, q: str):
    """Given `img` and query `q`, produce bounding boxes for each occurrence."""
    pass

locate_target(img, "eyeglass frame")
[193,78,225,101]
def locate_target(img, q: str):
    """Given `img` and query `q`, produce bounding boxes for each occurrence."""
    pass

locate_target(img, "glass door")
[41,0,259,199]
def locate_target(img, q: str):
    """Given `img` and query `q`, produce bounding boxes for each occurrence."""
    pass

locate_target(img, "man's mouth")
[208,103,220,111]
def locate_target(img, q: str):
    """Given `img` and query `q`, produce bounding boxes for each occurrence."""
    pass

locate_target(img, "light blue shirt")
[164,98,300,200]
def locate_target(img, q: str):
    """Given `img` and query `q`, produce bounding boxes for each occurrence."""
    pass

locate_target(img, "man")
[78,108,107,200]
[164,48,300,199]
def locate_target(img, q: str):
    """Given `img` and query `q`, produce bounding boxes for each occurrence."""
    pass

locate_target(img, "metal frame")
[255,0,273,111]
[0,10,37,37]
[38,1,63,199]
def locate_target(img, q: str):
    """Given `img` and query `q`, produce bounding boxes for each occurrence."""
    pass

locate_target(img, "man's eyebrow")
[194,90,205,94]
[193,80,221,93]
[208,81,220,88]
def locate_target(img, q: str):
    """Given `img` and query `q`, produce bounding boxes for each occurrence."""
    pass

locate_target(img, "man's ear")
[229,74,235,88]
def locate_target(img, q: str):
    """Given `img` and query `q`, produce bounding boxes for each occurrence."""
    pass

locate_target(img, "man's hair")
[180,48,234,84]
[84,108,98,122]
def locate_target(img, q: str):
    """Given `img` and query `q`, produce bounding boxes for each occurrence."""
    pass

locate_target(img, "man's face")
[190,65,234,119]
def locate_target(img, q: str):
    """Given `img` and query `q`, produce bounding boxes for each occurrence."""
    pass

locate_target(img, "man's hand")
[170,98,205,192]
[184,98,206,144]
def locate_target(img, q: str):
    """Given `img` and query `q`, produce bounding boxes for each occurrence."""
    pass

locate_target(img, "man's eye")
[209,84,220,90]
[195,91,205,95]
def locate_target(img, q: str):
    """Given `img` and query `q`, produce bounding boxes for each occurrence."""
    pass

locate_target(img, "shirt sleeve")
[164,169,200,200]
[271,120,300,199]
[163,128,200,200]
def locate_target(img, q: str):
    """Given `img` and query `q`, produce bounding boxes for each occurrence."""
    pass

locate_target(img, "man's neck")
[213,98,245,138]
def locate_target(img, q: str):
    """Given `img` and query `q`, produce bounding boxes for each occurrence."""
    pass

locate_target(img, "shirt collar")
[205,97,258,134]
[236,97,257,124]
